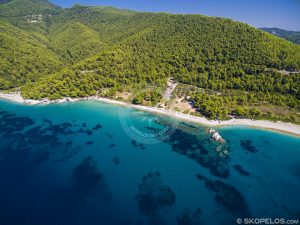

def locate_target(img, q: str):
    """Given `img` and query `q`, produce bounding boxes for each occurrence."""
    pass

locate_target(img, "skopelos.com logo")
[118,87,180,144]
[236,218,299,225]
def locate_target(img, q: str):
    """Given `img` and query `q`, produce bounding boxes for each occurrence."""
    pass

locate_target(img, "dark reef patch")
[177,208,202,225]
[131,140,146,150]
[86,130,93,135]
[0,109,106,169]
[39,157,111,225]
[72,156,105,195]
[92,124,103,130]
[76,122,102,136]
[0,109,35,132]
[136,172,176,214]
[109,144,116,149]
[0,110,92,169]
[105,133,114,139]
[77,128,85,133]
[65,141,73,146]
[118,219,144,225]
[233,165,250,176]
[112,156,120,165]
[196,174,250,216]
[148,214,168,225]
[240,140,258,153]
[163,129,230,178]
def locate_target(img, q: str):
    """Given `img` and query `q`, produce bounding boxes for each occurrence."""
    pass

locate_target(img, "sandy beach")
[1,92,300,137]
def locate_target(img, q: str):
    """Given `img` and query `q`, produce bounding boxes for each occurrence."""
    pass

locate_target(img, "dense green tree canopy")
[0,21,62,88]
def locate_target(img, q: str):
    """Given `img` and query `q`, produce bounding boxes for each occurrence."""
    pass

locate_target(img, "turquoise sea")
[0,99,299,225]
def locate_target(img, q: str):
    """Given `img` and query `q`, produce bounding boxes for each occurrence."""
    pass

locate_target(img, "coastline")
[1,92,300,137]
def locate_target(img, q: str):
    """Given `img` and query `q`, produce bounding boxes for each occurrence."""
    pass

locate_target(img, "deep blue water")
[0,99,299,225]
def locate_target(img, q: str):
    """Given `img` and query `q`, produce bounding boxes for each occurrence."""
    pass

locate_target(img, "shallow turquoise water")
[0,99,299,225]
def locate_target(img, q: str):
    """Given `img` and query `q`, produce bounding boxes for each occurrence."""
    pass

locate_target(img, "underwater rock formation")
[72,156,104,194]
[196,174,250,216]
[136,172,176,214]
[112,156,120,165]
[164,128,230,178]
[92,124,103,130]
[233,165,251,176]
[240,140,258,153]
[109,144,116,149]
[131,140,146,150]
[177,208,203,225]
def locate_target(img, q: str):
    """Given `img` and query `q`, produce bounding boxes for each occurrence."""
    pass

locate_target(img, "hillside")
[48,21,106,63]
[0,0,61,34]
[0,21,62,89]
[0,0,59,16]
[1,0,300,123]
[260,27,300,45]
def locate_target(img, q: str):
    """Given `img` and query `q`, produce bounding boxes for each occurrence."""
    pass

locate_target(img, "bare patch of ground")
[116,91,132,101]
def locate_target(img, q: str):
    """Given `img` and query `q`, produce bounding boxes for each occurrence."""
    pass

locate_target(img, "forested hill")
[260,27,300,45]
[0,0,59,16]
[1,0,300,123]
[0,21,62,88]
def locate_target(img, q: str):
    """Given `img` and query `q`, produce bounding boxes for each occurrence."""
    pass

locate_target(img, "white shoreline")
[1,92,300,137]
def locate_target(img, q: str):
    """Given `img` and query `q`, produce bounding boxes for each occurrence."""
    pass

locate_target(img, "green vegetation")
[186,69,300,121]
[132,89,162,106]
[1,0,300,123]
[48,21,106,63]
[0,0,59,16]
[260,27,300,45]
[191,90,300,123]
[0,21,62,89]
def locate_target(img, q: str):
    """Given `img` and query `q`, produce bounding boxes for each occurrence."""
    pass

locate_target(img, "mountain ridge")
[260,27,300,45]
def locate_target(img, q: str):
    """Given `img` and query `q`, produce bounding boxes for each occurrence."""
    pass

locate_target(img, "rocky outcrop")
[208,128,225,143]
